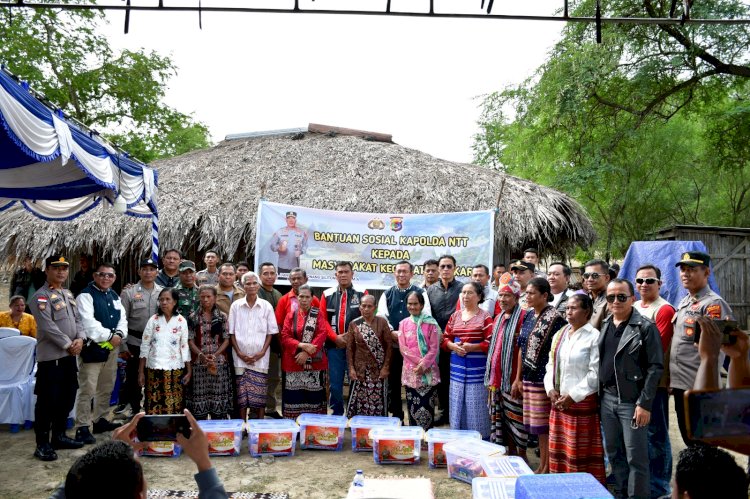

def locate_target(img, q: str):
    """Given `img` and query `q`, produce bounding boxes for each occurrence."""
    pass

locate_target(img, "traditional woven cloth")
[144,368,184,415]
[282,370,327,419]
[236,369,267,409]
[405,385,438,431]
[522,380,550,435]
[549,393,606,483]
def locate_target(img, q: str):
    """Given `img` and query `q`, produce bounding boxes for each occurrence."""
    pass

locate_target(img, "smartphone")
[685,388,750,440]
[692,319,739,345]
[136,414,191,442]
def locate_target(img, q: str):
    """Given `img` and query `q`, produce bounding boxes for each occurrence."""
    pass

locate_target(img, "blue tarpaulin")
[619,240,721,307]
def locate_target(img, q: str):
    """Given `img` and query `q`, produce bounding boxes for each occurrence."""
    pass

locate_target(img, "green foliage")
[0,3,210,163]
[474,0,750,258]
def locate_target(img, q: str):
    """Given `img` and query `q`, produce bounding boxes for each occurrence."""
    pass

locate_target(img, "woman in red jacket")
[280,284,330,419]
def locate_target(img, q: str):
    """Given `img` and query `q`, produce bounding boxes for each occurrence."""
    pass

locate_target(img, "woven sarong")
[144,368,184,415]
[549,393,605,483]
[236,369,267,409]
[522,380,550,435]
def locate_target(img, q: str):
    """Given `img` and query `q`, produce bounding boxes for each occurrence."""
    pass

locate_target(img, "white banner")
[255,201,495,290]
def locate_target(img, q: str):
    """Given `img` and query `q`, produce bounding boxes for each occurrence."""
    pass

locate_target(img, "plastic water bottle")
[353,469,364,488]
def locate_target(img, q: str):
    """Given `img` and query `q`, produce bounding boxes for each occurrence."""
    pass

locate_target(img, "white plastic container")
[247,419,299,457]
[443,438,506,484]
[481,456,534,478]
[349,415,401,452]
[297,413,348,451]
[198,419,244,456]
[424,428,482,468]
[369,426,424,465]
[472,477,518,499]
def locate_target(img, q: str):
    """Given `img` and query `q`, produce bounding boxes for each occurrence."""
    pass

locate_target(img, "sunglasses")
[583,272,603,280]
[606,294,631,303]
[96,272,116,279]
[439,264,454,269]
[635,277,658,285]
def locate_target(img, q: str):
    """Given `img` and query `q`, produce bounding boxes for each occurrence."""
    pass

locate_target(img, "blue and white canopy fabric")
[0,68,159,260]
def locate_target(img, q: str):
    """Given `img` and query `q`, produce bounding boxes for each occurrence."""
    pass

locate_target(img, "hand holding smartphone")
[136,414,191,442]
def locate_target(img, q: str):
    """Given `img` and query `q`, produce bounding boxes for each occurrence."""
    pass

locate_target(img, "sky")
[103,0,564,163]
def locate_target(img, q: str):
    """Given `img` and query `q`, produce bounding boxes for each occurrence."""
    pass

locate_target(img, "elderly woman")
[544,293,604,482]
[398,291,441,431]
[485,274,528,455]
[280,284,330,419]
[186,285,234,420]
[0,295,37,337]
[138,288,191,414]
[442,282,493,437]
[346,295,392,417]
[516,277,567,474]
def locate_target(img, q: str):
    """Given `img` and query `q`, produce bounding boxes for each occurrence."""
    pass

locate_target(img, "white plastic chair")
[0,335,36,425]
[0,327,20,339]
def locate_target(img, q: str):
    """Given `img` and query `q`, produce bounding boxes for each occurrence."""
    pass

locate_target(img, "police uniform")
[669,251,733,446]
[270,212,308,273]
[29,256,85,460]
[120,260,162,413]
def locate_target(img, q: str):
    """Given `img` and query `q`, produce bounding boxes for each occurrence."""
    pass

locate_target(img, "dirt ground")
[4,397,749,499]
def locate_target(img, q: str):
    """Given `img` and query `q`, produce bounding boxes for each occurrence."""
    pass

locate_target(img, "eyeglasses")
[439,264,454,269]
[96,272,116,279]
[635,278,658,285]
[606,294,631,303]
[582,272,603,280]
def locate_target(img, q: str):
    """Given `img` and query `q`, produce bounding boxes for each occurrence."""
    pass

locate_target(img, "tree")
[0,5,210,163]
[474,0,750,259]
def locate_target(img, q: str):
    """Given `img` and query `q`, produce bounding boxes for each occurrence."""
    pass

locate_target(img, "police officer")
[175,260,200,318]
[269,211,308,274]
[30,255,86,461]
[116,258,162,416]
[670,251,733,446]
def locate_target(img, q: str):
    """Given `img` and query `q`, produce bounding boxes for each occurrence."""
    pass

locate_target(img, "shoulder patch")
[706,304,722,319]
[37,297,48,303]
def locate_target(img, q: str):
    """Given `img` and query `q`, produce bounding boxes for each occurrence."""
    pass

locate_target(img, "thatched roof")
[0,127,596,262]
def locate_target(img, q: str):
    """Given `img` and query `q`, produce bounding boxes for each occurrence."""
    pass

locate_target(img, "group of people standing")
[22,246,746,499]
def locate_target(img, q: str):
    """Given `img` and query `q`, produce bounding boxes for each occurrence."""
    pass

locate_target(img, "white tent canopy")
[0,67,159,260]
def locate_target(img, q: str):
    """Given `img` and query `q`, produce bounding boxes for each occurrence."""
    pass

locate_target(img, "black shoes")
[92,418,121,434]
[52,434,84,450]
[34,443,58,461]
[266,411,283,420]
[75,426,97,444]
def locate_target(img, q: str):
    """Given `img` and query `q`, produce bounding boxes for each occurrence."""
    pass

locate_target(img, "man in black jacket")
[598,278,663,499]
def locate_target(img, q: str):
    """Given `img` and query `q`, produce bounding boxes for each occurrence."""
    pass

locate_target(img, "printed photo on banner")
[255,201,494,289]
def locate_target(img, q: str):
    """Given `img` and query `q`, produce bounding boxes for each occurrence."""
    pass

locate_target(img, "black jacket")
[598,308,663,411]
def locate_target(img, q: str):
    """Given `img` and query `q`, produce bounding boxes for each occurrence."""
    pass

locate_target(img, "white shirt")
[139,314,190,370]
[544,322,600,402]
[552,289,570,309]
[77,286,129,343]
[229,297,278,373]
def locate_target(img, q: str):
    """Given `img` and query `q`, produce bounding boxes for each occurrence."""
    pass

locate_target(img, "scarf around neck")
[410,312,440,385]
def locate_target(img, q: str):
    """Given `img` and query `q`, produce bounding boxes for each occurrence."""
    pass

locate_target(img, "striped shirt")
[228,297,278,373]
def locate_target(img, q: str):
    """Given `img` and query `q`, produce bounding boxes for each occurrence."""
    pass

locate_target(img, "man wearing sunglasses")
[670,251,733,447]
[633,265,675,499]
[583,259,611,330]
[426,254,463,425]
[74,263,129,444]
[509,260,535,309]
[599,278,663,499]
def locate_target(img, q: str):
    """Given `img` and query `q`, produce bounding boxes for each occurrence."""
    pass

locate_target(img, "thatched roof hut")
[0,125,596,271]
